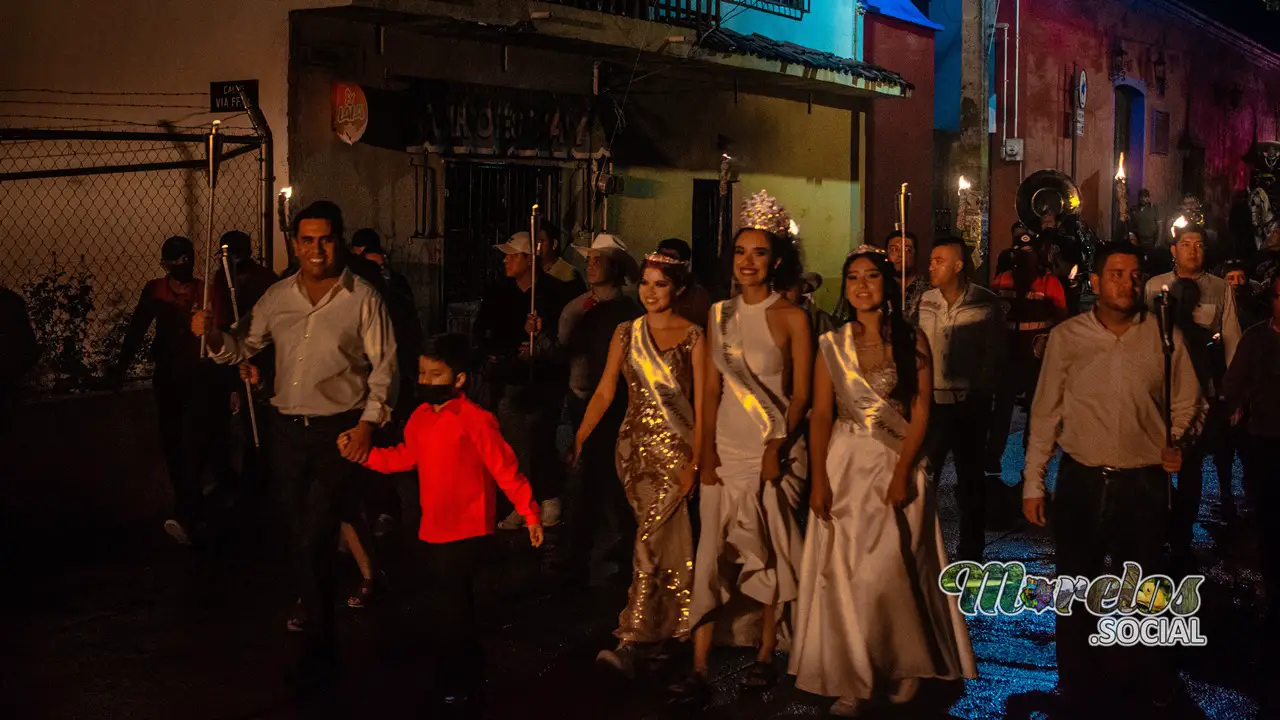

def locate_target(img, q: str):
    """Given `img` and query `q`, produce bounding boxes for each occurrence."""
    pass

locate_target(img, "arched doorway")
[1114,83,1147,240]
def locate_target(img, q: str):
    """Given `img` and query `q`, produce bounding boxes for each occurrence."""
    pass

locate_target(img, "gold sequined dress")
[613,321,702,643]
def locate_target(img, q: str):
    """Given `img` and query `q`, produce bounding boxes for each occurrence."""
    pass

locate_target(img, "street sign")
[210,80,259,113]
[1077,69,1088,110]
[1075,107,1085,137]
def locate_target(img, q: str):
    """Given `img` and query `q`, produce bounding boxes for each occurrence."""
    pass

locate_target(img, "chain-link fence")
[0,128,266,396]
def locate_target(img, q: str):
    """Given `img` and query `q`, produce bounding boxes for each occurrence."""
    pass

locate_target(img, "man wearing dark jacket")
[115,236,232,546]
[474,231,576,529]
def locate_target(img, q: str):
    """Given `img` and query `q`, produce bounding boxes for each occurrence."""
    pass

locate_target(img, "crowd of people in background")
[4,181,1279,717]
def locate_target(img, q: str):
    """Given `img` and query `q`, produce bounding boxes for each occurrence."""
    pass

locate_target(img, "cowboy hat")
[575,233,640,283]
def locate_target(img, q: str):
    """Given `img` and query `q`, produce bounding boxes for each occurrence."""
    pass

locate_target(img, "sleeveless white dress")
[690,293,807,648]
[789,325,977,699]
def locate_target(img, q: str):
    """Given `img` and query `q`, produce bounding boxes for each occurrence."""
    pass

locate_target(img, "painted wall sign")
[332,82,369,146]
[411,81,601,159]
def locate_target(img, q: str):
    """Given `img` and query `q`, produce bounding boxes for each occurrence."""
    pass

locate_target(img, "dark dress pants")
[269,408,367,646]
[422,535,486,698]
[1172,398,1232,556]
[153,363,231,527]
[928,397,992,561]
[1053,455,1170,704]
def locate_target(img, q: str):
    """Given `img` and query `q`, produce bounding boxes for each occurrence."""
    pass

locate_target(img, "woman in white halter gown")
[789,248,977,717]
[672,219,812,695]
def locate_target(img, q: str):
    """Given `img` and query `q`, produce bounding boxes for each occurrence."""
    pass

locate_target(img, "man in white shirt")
[1024,242,1204,711]
[193,201,397,674]
[918,237,1005,562]
[1144,224,1242,543]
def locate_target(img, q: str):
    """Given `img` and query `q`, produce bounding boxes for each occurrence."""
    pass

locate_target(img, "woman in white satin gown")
[670,211,813,696]
[788,247,977,717]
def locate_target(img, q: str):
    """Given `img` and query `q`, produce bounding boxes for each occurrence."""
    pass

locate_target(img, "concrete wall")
[0,0,338,272]
[865,13,937,258]
[609,89,863,312]
[987,0,1280,265]
[722,0,856,57]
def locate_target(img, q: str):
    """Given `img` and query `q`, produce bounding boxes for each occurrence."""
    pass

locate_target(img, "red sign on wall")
[332,82,368,146]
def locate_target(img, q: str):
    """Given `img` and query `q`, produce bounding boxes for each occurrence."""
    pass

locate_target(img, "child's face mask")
[416,383,456,406]
[416,356,464,406]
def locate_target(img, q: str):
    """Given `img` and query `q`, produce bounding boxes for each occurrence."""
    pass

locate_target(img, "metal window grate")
[724,0,808,21]
[442,161,564,340]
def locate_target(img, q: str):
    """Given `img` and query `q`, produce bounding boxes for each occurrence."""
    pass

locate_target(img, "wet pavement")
[1,414,1271,720]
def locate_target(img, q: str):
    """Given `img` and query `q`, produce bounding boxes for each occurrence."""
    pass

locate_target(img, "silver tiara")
[740,189,792,238]
[848,244,887,258]
[644,253,690,267]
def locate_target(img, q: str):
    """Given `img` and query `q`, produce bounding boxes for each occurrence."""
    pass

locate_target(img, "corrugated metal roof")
[698,27,913,93]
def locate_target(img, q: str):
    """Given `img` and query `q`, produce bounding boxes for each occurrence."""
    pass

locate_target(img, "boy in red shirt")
[340,333,542,708]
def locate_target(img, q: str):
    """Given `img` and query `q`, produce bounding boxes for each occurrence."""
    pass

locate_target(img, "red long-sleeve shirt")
[363,396,540,544]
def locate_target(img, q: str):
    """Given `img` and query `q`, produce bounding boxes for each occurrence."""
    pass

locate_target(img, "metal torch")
[528,204,540,357]
[1158,284,1175,509]
[218,244,261,448]
[200,120,223,358]
[898,183,910,310]
[277,186,293,268]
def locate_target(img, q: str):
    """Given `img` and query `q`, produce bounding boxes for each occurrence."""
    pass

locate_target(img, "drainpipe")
[1015,0,1022,182]
[997,23,1009,147]
[853,1,866,62]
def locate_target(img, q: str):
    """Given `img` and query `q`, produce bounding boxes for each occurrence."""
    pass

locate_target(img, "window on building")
[1152,110,1171,156]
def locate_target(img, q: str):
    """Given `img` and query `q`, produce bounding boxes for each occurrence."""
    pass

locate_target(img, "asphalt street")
[1,416,1269,720]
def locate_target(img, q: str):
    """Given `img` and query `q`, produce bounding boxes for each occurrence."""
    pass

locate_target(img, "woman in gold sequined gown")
[573,255,706,677]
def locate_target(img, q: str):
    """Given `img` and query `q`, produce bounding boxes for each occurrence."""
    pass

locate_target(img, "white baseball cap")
[495,231,533,255]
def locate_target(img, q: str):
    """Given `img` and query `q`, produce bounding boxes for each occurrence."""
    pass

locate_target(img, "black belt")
[277,408,364,428]
[1062,454,1170,511]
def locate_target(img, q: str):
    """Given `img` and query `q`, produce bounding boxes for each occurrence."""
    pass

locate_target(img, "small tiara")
[644,253,689,267]
[848,244,887,258]
[740,189,793,238]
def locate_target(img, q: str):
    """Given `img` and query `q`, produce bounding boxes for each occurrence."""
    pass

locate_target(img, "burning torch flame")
[958,176,971,192]
[280,186,293,199]
[1116,153,1126,181]
[1171,214,1188,238]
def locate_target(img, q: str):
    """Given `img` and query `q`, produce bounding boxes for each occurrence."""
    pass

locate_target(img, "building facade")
[931,0,1280,271]
[288,0,929,329]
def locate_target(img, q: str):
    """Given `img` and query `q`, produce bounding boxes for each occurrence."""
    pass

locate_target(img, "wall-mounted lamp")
[1154,53,1167,97]
[1110,42,1128,83]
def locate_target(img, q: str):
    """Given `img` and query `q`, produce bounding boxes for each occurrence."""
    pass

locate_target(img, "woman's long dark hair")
[833,251,920,415]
